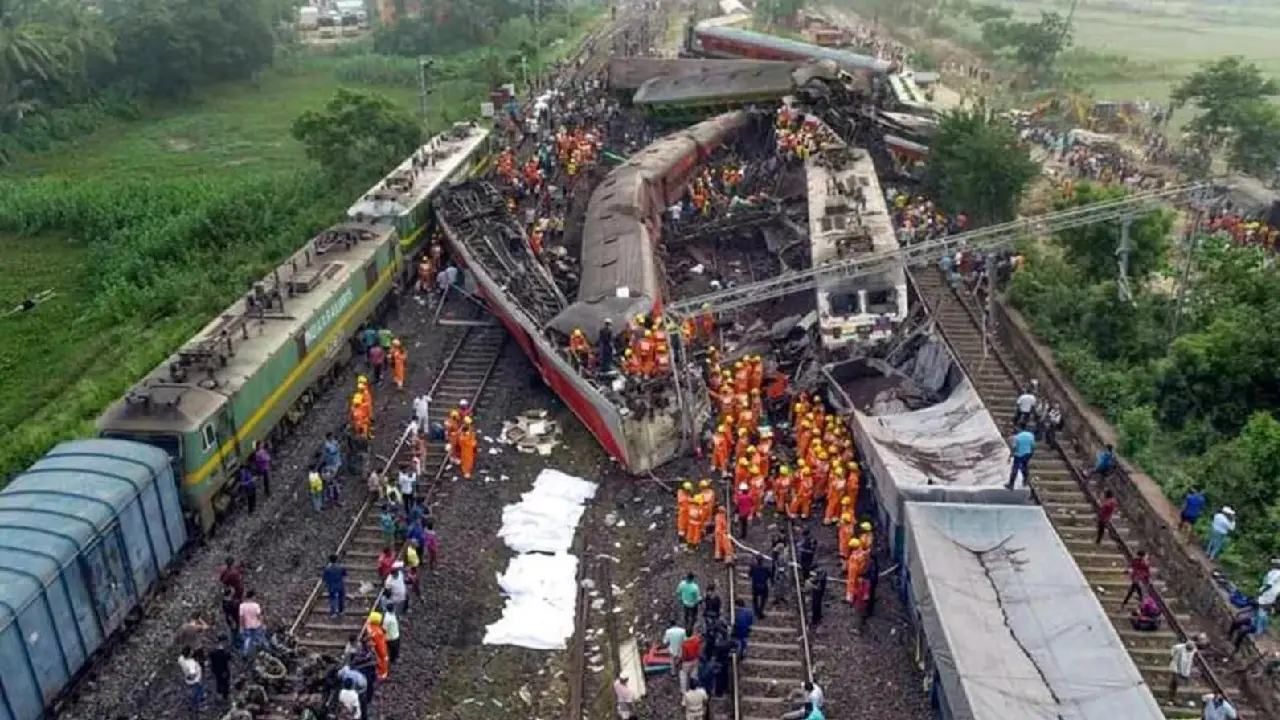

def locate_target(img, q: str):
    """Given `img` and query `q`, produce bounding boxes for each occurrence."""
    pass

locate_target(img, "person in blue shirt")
[731,598,753,658]
[1007,428,1036,490]
[1179,488,1207,535]
[1094,444,1115,478]
[322,554,348,617]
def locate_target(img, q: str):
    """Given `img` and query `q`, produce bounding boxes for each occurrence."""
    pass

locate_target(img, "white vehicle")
[299,6,319,30]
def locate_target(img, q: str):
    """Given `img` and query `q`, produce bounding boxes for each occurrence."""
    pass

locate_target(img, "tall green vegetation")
[293,88,422,182]
[1171,56,1280,178]
[0,0,288,161]
[1009,186,1280,581]
[924,109,1039,227]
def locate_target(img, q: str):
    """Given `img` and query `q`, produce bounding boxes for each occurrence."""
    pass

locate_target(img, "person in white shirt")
[662,620,687,675]
[783,680,824,719]
[1167,636,1200,703]
[613,675,636,719]
[382,607,402,664]
[412,395,430,429]
[338,677,362,719]
[384,564,408,614]
[1201,693,1238,720]
[1014,389,1037,429]
[1258,559,1280,609]
[397,466,417,512]
[682,679,708,720]
[178,647,205,710]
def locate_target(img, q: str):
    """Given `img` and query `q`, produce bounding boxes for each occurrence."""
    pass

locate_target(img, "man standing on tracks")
[731,598,754,658]
[324,554,348,617]
[178,647,205,711]
[797,528,817,580]
[369,340,386,384]
[458,416,478,480]
[677,573,702,632]
[252,442,272,497]
[749,555,771,619]
[390,338,407,391]
[238,589,265,656]
[1014,386,1037,429]
[1167,636,1200,703]
[1007,426,1035,490]
[1096,490,1120,544]
[713,505,733,564]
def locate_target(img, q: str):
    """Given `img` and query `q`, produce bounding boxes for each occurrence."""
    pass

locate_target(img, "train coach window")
[202,424,217,451]
[866,289,896,313]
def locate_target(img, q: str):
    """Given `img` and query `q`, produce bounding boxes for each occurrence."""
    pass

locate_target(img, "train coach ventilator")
[912,266,1259,720]
[260,326,505,718]
[0,439,187,720]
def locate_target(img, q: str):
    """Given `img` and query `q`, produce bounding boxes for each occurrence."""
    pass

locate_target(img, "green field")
[1006,0,1280,105]
[3,68,421,182]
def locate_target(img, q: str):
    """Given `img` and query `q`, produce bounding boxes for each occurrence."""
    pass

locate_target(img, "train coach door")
[213,407,242,486]
[80,527,135,634]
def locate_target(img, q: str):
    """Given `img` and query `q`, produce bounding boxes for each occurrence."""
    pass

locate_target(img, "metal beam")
[666,182,1208,318]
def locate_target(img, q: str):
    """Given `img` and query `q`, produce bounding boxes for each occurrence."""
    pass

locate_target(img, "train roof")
[346,124,490,221]
[0,440,173,623]
[694,24,892,74]
[632,61,839,105]
[609,58,794,92]
[809,147,900,279]
[904,502,1166,720]
[699,11,752,28]
[97,222,395,435]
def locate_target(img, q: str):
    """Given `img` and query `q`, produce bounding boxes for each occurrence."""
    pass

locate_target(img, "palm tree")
[0,0,64,120]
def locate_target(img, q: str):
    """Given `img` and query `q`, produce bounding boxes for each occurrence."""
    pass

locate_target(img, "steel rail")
[923,268,1238,709]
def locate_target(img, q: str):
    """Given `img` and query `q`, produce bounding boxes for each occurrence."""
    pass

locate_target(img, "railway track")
[912,267,1257,720]
[721,484,816,720]
[267,326,505,712]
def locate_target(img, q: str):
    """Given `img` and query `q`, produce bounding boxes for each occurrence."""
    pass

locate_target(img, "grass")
[0,16,606,481]
[1005,0,1280,105]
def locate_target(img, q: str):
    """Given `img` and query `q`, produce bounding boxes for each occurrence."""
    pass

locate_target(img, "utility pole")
[533,0,541,91]
[417,56,433,130]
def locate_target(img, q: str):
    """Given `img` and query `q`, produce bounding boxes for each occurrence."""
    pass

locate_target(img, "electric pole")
[533,0,541,91]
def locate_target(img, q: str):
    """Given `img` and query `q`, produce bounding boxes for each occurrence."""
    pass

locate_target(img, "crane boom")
[667,182,1208,318]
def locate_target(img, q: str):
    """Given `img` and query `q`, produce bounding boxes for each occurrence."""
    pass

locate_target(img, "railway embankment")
[992,296,1280,713]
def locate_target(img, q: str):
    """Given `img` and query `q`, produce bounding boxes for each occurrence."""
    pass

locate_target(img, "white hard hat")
[1222,506,1235,515]
[738,483,748,491]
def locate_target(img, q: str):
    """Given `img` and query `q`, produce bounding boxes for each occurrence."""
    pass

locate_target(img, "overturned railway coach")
[440,112,751,472]
[632,60,854,122]
[686,22,893,75]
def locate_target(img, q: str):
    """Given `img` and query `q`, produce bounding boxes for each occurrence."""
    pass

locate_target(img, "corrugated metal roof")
[0,440,172,625]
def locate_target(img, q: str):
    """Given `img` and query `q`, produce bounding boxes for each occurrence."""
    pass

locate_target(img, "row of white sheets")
[483,469,598,650]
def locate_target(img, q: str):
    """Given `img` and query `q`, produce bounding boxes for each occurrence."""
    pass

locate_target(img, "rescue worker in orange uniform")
[390,338,407,390]
[837,512,855,560]
[654,343,672,376]
[734,427,751,465]
[676,481,693,539]
[445,409,462,462]
[698,479,716,509]
[685,495,708,547]
[732,362,749,393]
[822,462,845,524]
[458,417,478,479]
[357,376,374,418]
[734,455,752,489]
[350,393,370,439]
[792,392,809,428]
[699,303,715,338]
[791,462,814,519]
[748,464,767,519]
[747,355,763,392]
[680,317,696,347]
[366,611,390,680]
[622,348,641,375]
[417,254,435,294]
[637,331,656,376]
[713,504,733,563]
[773,465,793,514]
[846,538,869,606]
[857,521,874,557]
[711,425,731,474]
[847,462,862,513]
[569,328,592,369]
[755,433,773,480]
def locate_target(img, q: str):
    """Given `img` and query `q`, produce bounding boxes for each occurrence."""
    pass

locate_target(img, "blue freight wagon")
[0,439,186,720]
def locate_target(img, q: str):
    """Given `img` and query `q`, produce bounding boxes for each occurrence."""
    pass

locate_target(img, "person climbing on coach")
[569,328,592,370]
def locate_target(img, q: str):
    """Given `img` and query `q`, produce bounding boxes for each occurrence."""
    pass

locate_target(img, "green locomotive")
[95,124,492,534]
[96,223,402,532]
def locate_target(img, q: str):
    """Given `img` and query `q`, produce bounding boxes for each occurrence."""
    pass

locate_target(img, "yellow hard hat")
[841,513,853,523]
[351,393,362,403]
[700,479,712,488]
[780,465,791,475]
[709,345,717,353]
[358,375,368,384]
[848,538,861,549]
[694,495,705,504]
[860,522,872,532]
[746,445,757,454]
[464,416,473,425]
[841,496,853,505]
[573,328,583,336]
[683,481,693,491]
[368,611,383,625]
[625,348,634,356]
[750,388,760,396]
[749,465,759,473]
[392,338,401,346]
[738,427,748,435]
[644,330,653,338]
[634,314,645,324]
[717,424,728,432]
[734,361,743,368]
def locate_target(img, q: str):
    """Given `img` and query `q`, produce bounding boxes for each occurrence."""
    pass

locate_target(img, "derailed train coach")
[0,440,186,720]
[459,112,752,473]
[686,22,893,75]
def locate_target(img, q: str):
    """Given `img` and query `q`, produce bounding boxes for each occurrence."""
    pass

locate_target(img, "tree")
[0,0,66,120]
[923,109,1039,227]
[292,88,422,183]
[1224,98,1280,178]
[1171,56,1278,149]
[1053,182,1174,285]
[966,2,1012,23]
[981,11,1072,74]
